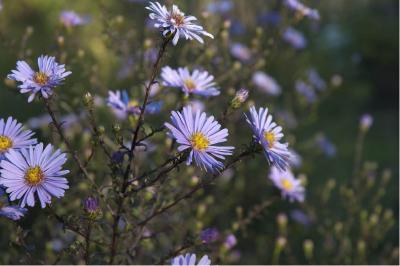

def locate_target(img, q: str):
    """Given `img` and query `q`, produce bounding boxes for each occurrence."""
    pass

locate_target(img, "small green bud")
[303,239,314,259]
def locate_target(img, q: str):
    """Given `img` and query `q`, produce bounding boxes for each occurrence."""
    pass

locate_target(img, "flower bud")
[360,114,373,132]
[231,88,249,109]
[276,213,288,233]
[84,197,101,219]
[224,234,237,250]
[303,239,314,259]
[84,92,94,108]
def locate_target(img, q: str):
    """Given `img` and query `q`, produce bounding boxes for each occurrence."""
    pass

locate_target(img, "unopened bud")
[360,114,373,132]
[231,88,249,109]
[84,92,94,107]
[303,239,314,259]
[277,213,288,233]
[357,240,366,255]
[276,236,287,249]
[84,197,101,220]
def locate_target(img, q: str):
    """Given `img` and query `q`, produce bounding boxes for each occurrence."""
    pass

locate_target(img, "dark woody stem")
[108,36,171,265]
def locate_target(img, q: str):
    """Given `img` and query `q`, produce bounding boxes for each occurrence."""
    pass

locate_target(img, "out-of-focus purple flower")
[229,20,246,36]
[188,100,205,113]
[360,114,373,131]
[285,0,320,20]
[143,48,158,64]
[107,90,141,119]
[252,71,281,96]
[307,68,326,91]
[315,133,336,158]
[8,55,72,102]
[269,167,305,202]
[257,11,282,26]
[0,186,27,221]
[275,110,298,129]
[207,0,233,14]
[59,10,90,27]
[295,80,317,103]
[146,2,213,45]
[0,143,69,208]
[224,234,237,250]
[288,149,302,169]
[200,228,220,244]
[143,81,162,97]
[171,253,211,266]
[290,209,312,226]
[282,27,307,50]
[50,239,64,252]
[233,88,249,104]
[117,57,135,80]
[26,113,80,130]
[230,43,252,62]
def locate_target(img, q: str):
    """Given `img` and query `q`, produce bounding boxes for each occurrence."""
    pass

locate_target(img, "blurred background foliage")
[0,0,398,264]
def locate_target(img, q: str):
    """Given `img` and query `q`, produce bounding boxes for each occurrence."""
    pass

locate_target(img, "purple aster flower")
[282,27,307,50]
[290,209,312,226]
[59,10,90,27]
[252,71,282,96]
[360,114,373,131]
[245,106,291,171]
[230,43,252,62]
[165,106,234,172]
[307,68,326,91]
[171,253,211,266]
[8,55,72,102]
[0,186,27,220]
[146,2,213,45]
[0,117,37,160]
[0,143,69,208]
[107,90,161,119]
[269,166,305,202]
[200,227,220,244]
[295,80,317,103]
[285,0,320,20]
[161,66,220,97]
[224,234,237,250]
[315,133,336,158]
[207,0,233,14]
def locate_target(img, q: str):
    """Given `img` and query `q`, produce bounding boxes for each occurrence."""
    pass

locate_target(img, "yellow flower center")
[25,166,44,186]
[264,131,275,148]
[127,100,138,109]
[34,72,49,85]
[184,79,196,91]
[190,132,209,151]
[0,135,13,152]
[281,178,293,191]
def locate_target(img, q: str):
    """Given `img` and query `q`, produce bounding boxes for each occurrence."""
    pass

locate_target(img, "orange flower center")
[264,131,275,148]
[281,178,293,191]
[34,72,49,85]
[184,79,196,92]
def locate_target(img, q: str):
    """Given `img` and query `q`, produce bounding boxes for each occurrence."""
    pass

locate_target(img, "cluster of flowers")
[2,1,317,264]
[0,117,69,220]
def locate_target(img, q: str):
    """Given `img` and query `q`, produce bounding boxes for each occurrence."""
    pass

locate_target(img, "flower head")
[252,71,281,96]
[165,106,234,172]
[282,27,307,50]
[0,143,69,208]
[360,114,373,131]
[161,66,220,97]
[59,10,90,27]
[8,55,72,102]
[0,117,37,159]
[245,106,290,171]
[200,228,220,244]
[171,253,211,266]
[0,186,27,220]
[269,166,305,202]
[107,90,161,119]
[146,2,213,45]
[224,234,237,250]
[285,0,320,20]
